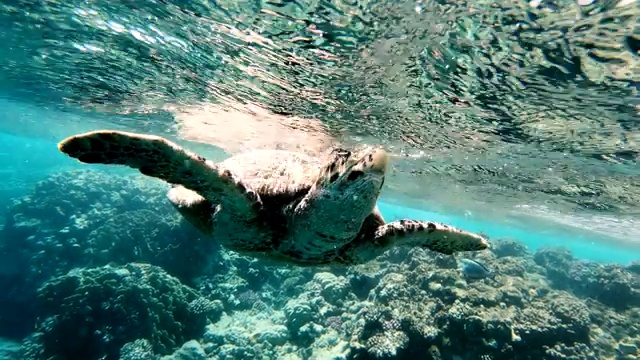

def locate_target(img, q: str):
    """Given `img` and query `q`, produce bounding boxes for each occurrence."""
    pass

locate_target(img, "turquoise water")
[379,202,640,264]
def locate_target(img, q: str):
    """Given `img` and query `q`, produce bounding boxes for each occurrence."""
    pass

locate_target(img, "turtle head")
[291,147,389,243]
[316,146,389,199]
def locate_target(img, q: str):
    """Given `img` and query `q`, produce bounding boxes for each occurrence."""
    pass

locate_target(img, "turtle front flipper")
[58,130,262,219]
[339,219,488,265]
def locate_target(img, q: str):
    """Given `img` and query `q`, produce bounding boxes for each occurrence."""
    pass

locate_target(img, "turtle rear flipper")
[340,219,488,264]
[58,130,262,219]
[168,185,218,235]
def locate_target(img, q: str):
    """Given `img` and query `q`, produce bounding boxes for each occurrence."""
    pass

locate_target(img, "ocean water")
[1,0,640,359]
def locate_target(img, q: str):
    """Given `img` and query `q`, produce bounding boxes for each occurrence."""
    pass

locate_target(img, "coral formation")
[492,239,530,258]
[2,169,640,359]
[535,247,640,309]
[2,170,215,284]
[21,263,207,360]
[0,170,217,338]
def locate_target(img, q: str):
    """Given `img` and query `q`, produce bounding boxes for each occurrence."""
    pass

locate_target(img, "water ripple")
[0,0,639,221]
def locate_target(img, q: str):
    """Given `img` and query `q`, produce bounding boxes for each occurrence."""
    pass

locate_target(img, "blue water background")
[1,99,637,265]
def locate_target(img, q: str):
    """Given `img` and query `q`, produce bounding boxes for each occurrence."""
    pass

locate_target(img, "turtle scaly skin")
[58,130,488,266]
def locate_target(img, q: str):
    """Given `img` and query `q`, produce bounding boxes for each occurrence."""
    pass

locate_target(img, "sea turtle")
[57,130,489,266]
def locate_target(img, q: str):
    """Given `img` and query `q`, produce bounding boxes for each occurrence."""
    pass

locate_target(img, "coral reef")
[535,247,640,309]
[21,263,207,360]
[2,170,215,284]
[491,239,530,258]
[0,170,217,338]
[2,171,640,359]
[178,243,639,360]
[111,243,631,360]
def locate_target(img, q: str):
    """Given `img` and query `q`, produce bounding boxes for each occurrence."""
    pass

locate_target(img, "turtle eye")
[347,170,364,181]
